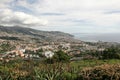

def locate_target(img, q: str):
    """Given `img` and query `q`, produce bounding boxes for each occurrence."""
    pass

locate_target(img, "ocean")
[73,33,120,43]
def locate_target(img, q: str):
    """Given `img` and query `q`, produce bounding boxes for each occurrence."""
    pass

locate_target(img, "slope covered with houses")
[0,26,116,62]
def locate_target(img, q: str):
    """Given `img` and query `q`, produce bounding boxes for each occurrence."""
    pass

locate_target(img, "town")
[0,39,106,62]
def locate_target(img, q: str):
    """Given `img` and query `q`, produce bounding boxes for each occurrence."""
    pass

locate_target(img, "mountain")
[0,25,80,43]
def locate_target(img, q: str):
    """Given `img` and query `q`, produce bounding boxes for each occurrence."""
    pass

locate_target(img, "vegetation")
[74,46,120,60]
[102,46,120,59]
[0,42,15,54]
[0,59,120,80]
[78,64,120,80]
[0,37,120,80]
[0,36,21,41]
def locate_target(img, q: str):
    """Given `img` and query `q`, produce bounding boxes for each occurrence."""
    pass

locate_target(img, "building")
[43,51,54,58]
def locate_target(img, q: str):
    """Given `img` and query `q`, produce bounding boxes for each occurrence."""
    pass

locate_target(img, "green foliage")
[62,72,77,80]
[0,36,21,41]
[34,67,61,80]
[36,49,44,57]
[102,46,120,59]
[0,42,15,53]
[54,50,70,62]
[74,46,120,60]
[0,59,120,79]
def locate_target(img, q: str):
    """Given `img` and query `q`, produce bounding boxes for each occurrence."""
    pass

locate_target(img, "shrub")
[54,50,70,62]
[102,47,120,59]
[77,64,120,80]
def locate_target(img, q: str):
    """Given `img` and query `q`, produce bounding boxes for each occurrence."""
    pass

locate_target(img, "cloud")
[0,0,13,9]
[0,0,120,33]
[29,0,120,27]
[105,10,120,14]
[0,9,48,27]
[41,13,65,16]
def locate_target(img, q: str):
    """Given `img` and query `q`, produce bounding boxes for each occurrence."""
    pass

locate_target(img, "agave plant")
[0,76,2,80]
[34,65,62,80]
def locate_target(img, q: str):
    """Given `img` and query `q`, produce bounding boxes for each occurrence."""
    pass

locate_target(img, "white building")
[20,49,26,53]
[43,51,54,58]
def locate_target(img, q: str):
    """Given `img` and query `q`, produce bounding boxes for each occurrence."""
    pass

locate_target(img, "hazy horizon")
[73,33,120,43]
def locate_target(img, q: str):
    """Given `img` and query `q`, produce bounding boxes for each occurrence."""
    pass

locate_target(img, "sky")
[0,0,120,33]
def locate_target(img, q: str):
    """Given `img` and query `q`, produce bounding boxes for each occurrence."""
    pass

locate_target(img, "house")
[59,43,71,50]
[0,57,3,61]
[43,51,54,58]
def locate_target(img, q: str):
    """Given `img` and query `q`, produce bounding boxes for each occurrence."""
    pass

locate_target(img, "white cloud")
[29,0,120,28]
[0,0,120,33]
[0,9,48,27]
[0,0,13,9]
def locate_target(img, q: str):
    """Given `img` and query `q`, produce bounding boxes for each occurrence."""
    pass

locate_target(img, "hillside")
[0,25,80,43]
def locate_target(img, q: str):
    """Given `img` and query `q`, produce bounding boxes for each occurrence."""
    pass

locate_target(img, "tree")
[102,46,120,59]
[54,50,70,62]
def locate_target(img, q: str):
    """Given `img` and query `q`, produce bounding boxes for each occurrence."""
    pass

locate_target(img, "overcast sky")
[0,0,120,33]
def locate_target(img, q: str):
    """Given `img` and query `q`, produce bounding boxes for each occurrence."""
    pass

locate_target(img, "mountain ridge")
[0,25,80,43]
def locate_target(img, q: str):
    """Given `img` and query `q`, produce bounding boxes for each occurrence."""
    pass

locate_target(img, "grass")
[70,59,120,68]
